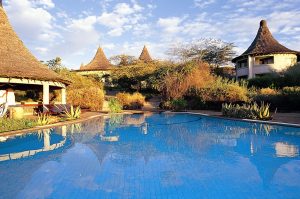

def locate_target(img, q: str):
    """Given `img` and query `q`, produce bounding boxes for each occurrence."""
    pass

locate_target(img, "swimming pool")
[1,113,300,199]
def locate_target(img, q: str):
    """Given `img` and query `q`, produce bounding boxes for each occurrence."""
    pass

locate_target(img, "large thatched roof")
[0,4,67,84]
[139,45,152,62]
[80,47,111,71]
[233,20,299,62]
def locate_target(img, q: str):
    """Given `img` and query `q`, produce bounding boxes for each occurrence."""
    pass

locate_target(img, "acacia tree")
[110,54,138,67]
[45,57,66,72]
[168,39,236,68]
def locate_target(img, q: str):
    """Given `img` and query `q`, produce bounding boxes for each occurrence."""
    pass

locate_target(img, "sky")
[3,0,300,69]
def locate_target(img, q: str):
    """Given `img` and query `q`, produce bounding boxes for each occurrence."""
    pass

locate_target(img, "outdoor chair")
[0,103,8,118]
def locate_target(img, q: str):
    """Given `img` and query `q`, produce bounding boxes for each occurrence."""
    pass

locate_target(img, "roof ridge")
[139,45,152,62]
[80,47,111,70]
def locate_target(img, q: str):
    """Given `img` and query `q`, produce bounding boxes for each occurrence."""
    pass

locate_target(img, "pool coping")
[0,111,151,137]
[170,111,300,128]
[0,114,104,137]
[1,110,300,137]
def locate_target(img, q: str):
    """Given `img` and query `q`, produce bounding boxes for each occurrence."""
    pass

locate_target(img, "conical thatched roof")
[0,4,67,84]
[80,47,111,71]
[139,45,152,62]
[233,20,299,62]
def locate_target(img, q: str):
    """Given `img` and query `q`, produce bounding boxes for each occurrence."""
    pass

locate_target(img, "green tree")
[168,38,236,68]
[45,57,66,72]
[110,54,138,67]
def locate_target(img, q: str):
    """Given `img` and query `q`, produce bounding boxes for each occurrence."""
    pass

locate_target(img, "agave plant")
[37,113,51,126]
[64,105,81,120]
[258,102,271,120]
[222,101,272,120]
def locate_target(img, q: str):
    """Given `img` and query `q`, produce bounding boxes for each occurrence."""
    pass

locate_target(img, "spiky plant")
[37,113,51,126]
[258,102,271,120]
[64,105,81,120]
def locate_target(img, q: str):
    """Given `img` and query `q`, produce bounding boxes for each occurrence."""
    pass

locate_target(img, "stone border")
[0,111,145,137]
[0,114,105,137]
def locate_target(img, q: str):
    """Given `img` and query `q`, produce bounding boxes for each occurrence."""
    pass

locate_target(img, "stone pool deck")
[188,110,300,126]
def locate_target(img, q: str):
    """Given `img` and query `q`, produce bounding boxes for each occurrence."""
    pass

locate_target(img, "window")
[254,73,267,77]
[258,56,274,64]
[237,60,248,68]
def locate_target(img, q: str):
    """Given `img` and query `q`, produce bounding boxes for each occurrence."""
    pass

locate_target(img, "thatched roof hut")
[0,3,67,83]
[79,47,111,71]
[233,20,299,79]
[0,2,67,106]
[139,45,152,62]
[233,20,299,62]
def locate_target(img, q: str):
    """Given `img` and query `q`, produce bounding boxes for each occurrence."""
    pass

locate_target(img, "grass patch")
[0,118,38,133]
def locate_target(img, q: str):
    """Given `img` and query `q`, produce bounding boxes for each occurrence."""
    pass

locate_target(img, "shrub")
[159,61,214,99]
[67,87,104,111]
[203,78,248,102]
[159,100,173,110]
[248,73,282,88]
[55,70,105,111]
[116,92,145,109]
[222,102,272,120]
[170,99,188,111]
[108,98,122,113]
[0,118,37,133]
[259,88,278,95]
[254,86,300,111]
[284,64,300,86]
[188,78,249,109]
[282,86,300,95]
[248,64,300,89]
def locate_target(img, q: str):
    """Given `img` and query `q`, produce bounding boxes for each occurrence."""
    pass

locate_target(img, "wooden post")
[42,84,50,113]
[43,84,50,105]
[248,56,254,79]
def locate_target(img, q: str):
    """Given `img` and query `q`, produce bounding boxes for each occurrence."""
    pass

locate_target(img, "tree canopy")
[168,38,236,68]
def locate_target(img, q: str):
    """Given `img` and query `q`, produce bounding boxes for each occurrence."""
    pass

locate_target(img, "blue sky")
[3,0,300,69]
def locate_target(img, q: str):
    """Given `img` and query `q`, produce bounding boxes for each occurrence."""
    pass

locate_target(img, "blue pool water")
[1,113,300,199]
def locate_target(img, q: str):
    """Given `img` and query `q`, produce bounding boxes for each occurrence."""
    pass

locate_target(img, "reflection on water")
[0,128,68,162]
[0,113,300,199]
[275,142,299,157]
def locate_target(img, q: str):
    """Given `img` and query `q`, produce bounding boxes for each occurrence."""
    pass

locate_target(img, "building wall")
[236,54,298,79]
[272,54,297,71]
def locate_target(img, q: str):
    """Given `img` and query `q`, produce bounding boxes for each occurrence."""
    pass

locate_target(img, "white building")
[232,20,299,79]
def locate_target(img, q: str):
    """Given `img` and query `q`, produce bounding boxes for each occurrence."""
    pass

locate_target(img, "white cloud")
[35,47,48,54]
[59,15,100,55]
[157,17,184,35]
[194,0,215,8]
[33,0,55,9]
[97,2,145,37]
[6,0,57,42]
